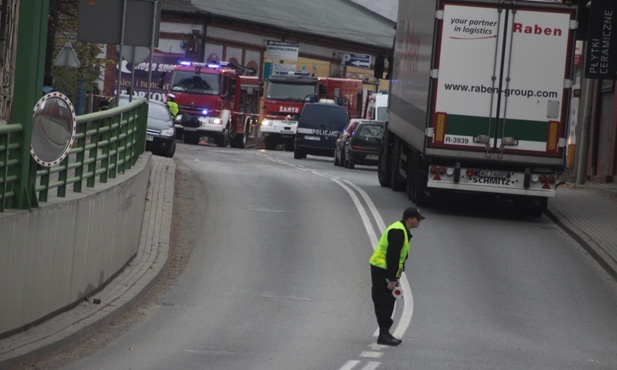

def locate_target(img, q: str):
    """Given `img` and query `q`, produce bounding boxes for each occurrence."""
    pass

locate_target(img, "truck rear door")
[429,1,575,159]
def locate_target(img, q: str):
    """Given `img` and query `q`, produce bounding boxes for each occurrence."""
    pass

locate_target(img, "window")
[325,106,349,129]
[170,71,221,95]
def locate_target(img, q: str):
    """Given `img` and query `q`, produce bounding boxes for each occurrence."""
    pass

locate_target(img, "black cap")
[403,207,425,221]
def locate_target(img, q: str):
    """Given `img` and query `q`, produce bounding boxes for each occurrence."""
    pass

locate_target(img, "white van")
[366,93,388,122]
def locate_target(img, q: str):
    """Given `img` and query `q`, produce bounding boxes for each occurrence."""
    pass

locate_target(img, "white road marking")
[330,177,414,340]
[360,362,381,370]
[259,153,416,370]
[360,351,384,358]
[248,208,284,213]
[339,360,361,370]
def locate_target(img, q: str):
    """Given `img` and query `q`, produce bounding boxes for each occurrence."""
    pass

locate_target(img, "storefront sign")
[585,0,617,79]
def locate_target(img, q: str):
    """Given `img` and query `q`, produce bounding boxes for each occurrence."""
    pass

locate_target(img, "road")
[31,143,617,369]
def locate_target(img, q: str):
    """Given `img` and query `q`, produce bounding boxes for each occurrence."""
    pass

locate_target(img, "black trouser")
[370,264,396,332]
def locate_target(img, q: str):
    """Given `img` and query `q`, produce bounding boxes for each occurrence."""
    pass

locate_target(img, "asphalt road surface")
[24,143,617,370]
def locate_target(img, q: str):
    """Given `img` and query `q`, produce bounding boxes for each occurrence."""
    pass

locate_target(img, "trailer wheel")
[377,133,392,187]
[391,139,406,192]
[408,151,428,206]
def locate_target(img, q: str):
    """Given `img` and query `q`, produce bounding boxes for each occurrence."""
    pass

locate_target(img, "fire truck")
[168,61,260,148]
[260,73,363,151]
[318,77,364,119]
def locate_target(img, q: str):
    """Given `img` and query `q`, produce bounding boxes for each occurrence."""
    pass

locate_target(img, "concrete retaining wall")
[0,153,152,336]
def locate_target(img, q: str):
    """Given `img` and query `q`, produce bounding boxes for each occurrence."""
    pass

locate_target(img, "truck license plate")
[305,135,320,141]
[477,170,508,179]
[146,135,153,141]
[366,154,378,160]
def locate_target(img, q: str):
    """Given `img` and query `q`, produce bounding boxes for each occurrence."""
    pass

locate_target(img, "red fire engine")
[168,61,260,148]
[260,73,363,151]
[317,77,364,118]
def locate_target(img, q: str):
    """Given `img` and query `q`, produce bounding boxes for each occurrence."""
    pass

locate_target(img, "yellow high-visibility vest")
[369,221,410,277]
[167,101,179,119]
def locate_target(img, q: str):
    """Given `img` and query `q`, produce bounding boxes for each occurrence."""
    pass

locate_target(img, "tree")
[46,0,110,112]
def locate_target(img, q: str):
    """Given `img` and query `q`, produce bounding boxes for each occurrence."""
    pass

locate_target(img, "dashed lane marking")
[258,153,415,370]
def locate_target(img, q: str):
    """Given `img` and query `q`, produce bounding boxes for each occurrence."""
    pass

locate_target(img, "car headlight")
[213,118,222,125]
[261,119,272,126]
[160,128,175,137]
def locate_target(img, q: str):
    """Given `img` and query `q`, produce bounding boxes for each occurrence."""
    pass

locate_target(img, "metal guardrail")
[0,99,148,212]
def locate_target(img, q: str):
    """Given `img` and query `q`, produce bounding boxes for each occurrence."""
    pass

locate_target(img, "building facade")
[0,0,20,125]
[101,0,392,104]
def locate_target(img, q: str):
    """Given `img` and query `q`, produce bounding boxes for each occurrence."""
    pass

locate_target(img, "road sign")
[54,43,81,68]
[343,53,371,69]
[118,45,150,65]
[266,40,299,61]
[77,0,160,47]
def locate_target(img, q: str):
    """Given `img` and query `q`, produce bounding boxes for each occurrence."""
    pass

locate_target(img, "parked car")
[334,118,364,167]
[294,101,349,159]
[116,95,176,158]
[343,121,385,169]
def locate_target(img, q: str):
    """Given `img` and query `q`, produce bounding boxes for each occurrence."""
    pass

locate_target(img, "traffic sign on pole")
[343,53,371,69]
[54,43,81,68]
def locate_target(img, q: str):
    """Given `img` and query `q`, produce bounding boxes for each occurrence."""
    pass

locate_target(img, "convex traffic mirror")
[30,92,76,167]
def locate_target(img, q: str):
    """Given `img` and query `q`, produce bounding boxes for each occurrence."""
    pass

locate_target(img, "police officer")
[369,206,425,346]
[167,94,179,120]
[99,95,114,111]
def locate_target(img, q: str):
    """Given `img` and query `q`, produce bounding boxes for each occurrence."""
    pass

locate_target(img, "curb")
[545,207,617,282]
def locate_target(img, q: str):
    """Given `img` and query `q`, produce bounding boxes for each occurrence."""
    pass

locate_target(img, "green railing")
[0,99,148,212]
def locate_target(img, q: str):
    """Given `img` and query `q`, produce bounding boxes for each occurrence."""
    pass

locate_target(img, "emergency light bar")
[178,61,221,69]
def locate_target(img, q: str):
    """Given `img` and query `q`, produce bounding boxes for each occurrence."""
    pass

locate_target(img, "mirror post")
[11,0,49,209]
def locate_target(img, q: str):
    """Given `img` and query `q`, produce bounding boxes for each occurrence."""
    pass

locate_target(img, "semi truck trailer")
[379,0,577,215]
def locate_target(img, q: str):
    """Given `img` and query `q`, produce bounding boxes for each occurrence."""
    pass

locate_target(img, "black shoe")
[377,334,402,346]
[385,331,402,343]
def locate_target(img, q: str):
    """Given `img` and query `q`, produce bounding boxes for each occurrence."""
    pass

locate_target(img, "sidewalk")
[546,181,617,279]
[0,155,176,370]
[0,155,616,368]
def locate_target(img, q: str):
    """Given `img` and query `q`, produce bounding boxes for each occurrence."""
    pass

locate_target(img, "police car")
[294,100,350,159]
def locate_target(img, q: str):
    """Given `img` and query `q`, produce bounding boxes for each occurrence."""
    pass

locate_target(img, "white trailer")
[379,0,577,215]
